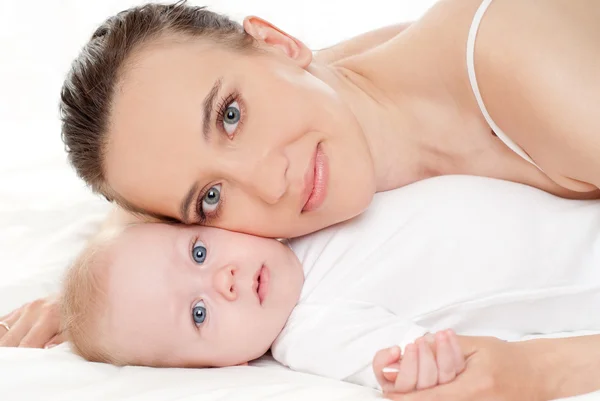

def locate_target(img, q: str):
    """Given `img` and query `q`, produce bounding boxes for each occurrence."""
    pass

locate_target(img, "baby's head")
[61,223,303,368]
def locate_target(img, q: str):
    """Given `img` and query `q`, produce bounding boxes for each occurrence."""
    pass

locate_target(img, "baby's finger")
[446,329,466,373]
[416,338,438,390]
[424,332,436,346]
[435,331,456,384]
[393,343,419,393]
[374,346,402,389]
[382,362,402,384]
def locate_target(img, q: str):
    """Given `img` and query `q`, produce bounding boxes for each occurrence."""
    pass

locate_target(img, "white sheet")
[0,346,382,401]
[1,168,599,401]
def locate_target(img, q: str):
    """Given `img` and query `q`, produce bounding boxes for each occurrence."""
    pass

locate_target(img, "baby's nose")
[213,265,238,301]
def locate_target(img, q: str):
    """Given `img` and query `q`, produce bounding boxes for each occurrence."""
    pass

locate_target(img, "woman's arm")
[472,0,600,192]
[536,334,600,400]
[314,23,411,64]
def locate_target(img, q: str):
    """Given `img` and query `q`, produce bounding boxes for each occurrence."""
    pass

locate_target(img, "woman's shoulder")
[313,23,412,65]
[312,1,481,66]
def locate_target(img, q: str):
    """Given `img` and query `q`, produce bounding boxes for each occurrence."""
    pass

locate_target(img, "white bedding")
[1,166,599,401]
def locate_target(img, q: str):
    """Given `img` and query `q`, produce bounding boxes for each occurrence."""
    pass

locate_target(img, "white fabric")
[1,172,600,400]
[466,0,541,169]
[273,175,600,389]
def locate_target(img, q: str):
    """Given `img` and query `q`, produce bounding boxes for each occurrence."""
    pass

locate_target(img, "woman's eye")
[201,184,221,214]
[222,101,240,137]
[192,240,207,264]
[192,300,207,325]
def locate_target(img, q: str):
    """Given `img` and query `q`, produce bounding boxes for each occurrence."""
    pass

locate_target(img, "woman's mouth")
[301,144,329,213]
[254,265,270,305]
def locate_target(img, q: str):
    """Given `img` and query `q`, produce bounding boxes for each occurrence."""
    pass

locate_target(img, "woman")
[2,1,600,400]
[59,0,600,239]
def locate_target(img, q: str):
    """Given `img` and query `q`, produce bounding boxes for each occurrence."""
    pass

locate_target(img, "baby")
[61,222,462,395]
[61,176,600,393]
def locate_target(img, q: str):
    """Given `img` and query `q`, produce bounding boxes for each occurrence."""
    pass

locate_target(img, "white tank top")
[467,0,542,170]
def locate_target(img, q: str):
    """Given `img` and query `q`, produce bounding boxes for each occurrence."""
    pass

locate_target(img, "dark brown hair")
[59,1,253,207]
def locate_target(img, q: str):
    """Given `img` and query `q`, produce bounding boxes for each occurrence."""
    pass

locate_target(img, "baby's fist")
[373,330,465,396]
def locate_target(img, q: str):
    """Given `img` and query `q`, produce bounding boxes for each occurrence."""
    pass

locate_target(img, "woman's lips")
[301,144,328,213]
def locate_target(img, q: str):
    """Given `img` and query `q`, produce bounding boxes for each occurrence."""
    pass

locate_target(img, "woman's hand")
[0,296,65,348]
[376,336,544,401]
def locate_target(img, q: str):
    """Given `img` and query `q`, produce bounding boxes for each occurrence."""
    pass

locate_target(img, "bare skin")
[334,0,600,198]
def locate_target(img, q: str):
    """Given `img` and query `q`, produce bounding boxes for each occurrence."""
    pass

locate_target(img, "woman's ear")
[243,16,312,68]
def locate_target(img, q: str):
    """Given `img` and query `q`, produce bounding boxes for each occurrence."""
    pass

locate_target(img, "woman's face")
[105,20,376,237]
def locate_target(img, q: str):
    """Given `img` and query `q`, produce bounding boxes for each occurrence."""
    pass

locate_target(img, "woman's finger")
[19,311,61,348]
[0,307,18,322]
[0,311,32,347]
[44,331,67,349]
[0,310,18,341]
[398,375,473,401]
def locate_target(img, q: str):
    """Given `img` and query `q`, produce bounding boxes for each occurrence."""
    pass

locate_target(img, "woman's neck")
[307,0,497,193]
[308,42,479,192]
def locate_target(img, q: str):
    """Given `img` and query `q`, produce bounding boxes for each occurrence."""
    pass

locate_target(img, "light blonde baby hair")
[60,227,127,365]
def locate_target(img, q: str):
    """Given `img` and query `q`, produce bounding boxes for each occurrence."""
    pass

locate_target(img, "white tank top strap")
[466,0,542,170]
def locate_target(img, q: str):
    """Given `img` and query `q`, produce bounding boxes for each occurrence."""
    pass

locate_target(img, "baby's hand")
[372,330,465,395]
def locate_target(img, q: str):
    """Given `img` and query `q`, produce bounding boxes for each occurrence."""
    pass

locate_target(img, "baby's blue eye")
[192,300,207,325]
[192,241,207,264]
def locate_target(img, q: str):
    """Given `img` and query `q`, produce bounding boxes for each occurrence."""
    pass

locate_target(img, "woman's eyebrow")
[202,78,223,140]
[180,77,223,222]
[180,182,199,223]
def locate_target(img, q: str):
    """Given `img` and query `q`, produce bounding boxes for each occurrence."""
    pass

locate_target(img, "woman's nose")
[231,150,289,204]
[212,265,238,301]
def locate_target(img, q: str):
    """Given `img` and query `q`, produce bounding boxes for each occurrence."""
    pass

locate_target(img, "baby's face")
[104,224,303,367]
